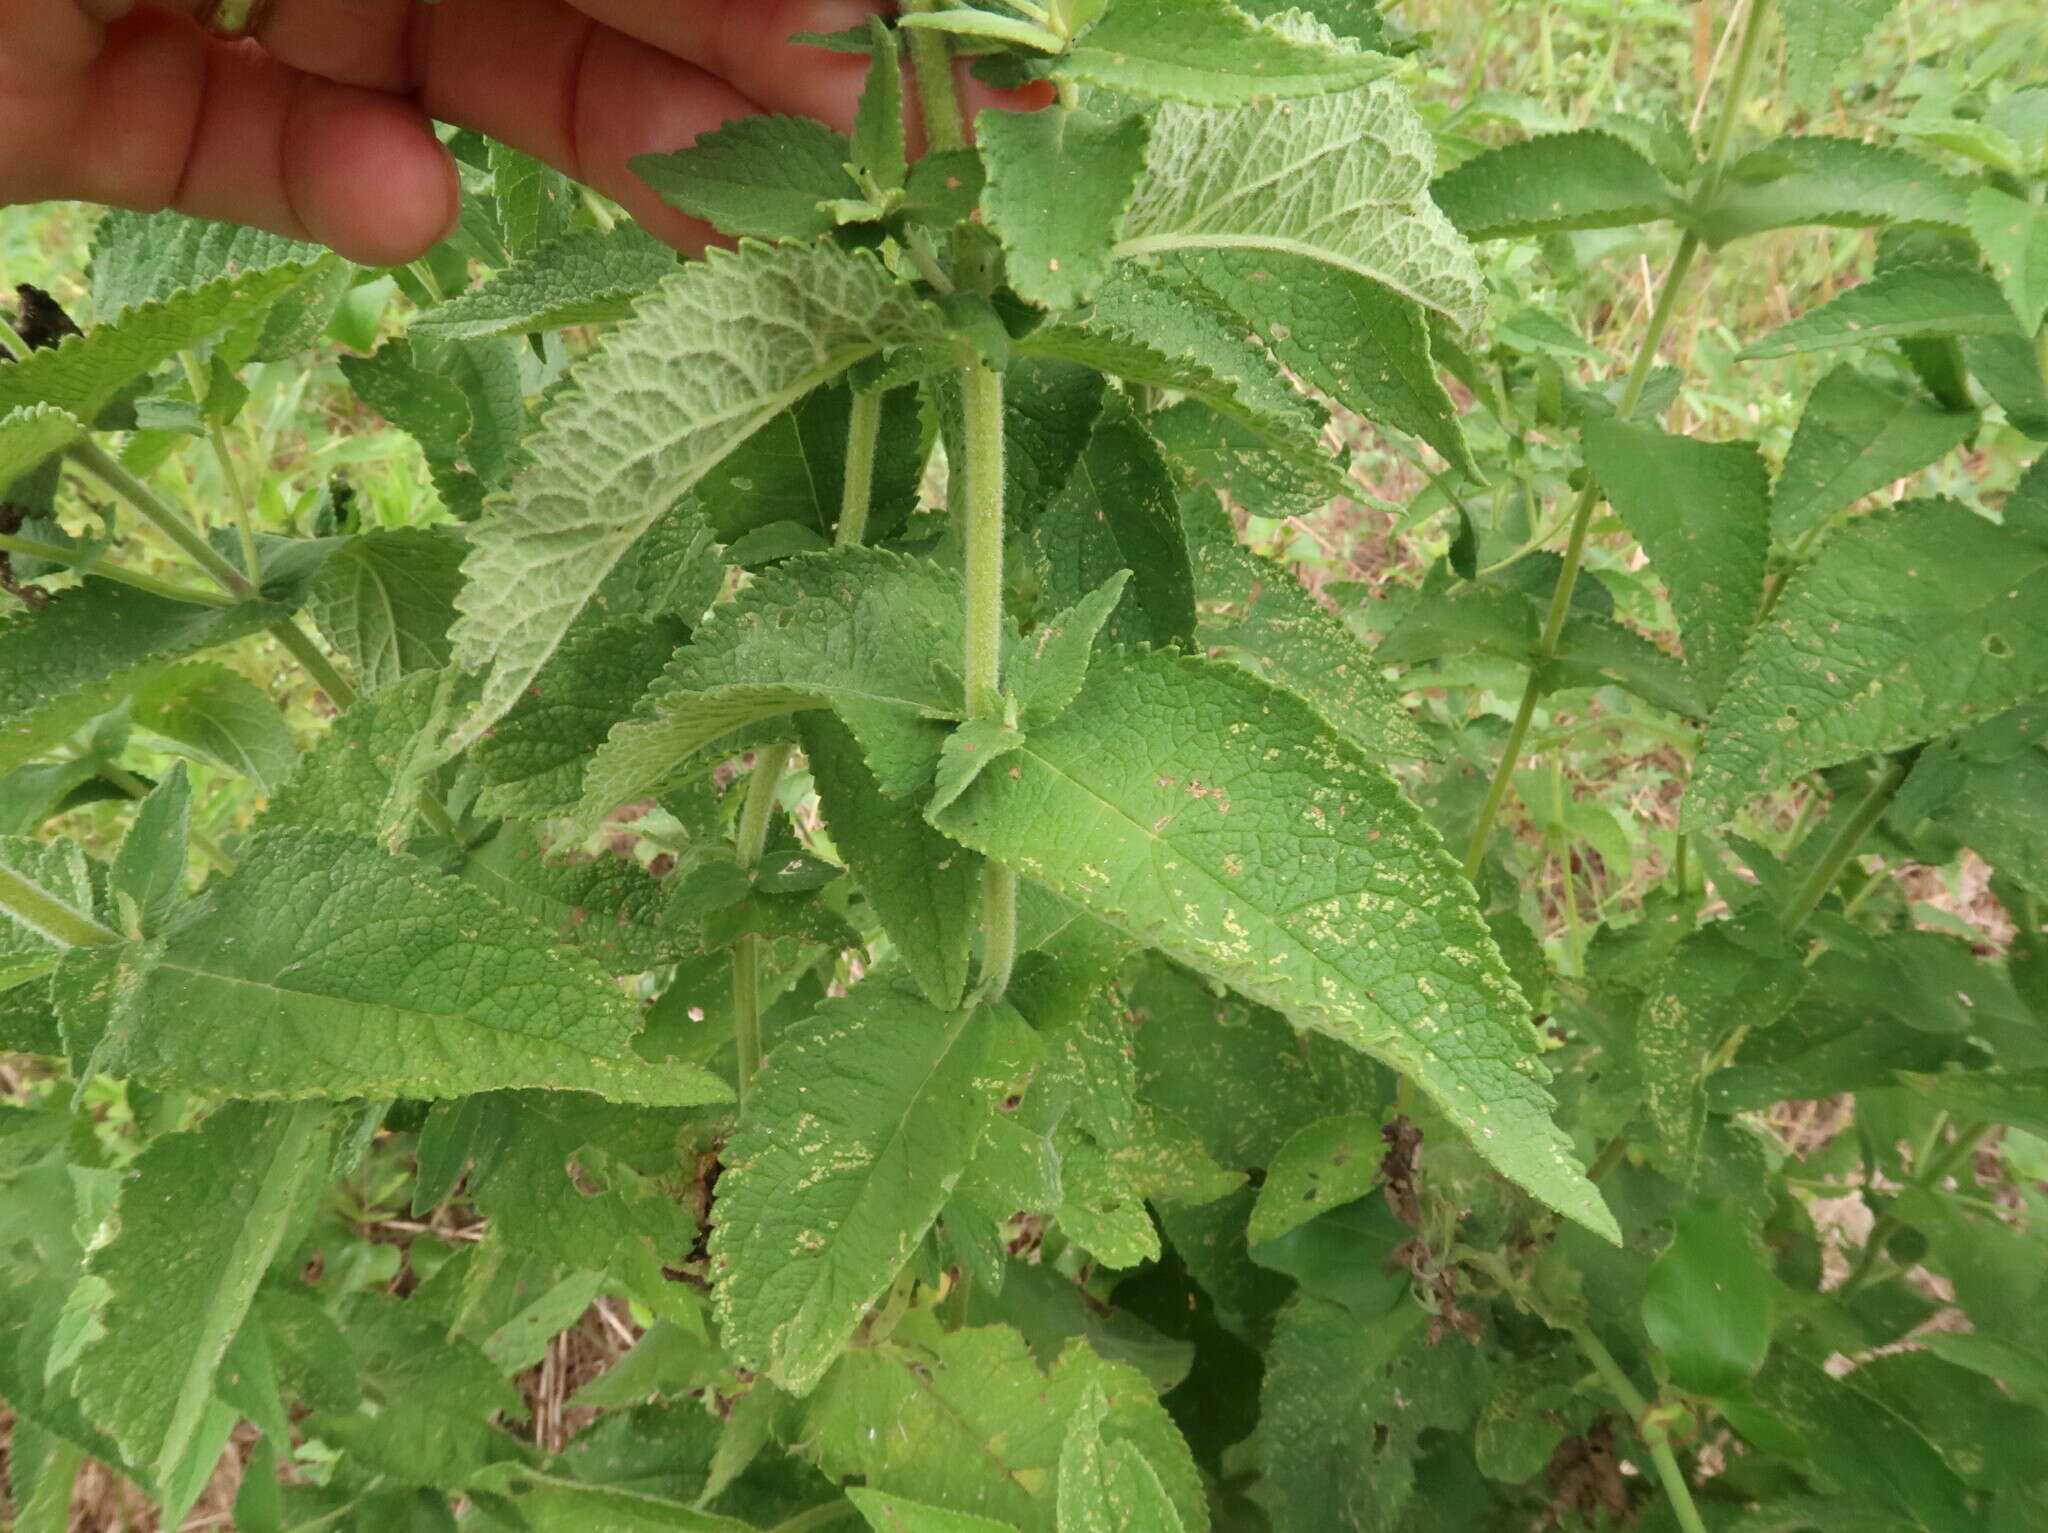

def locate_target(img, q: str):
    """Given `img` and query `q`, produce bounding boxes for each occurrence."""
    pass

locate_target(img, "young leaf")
[450,243,948,747]
[980,106,1151,311]
[711,989,1013,1393]
[930,647,1619,1241]
[88,828,732,1106]
[808,1318,1205,1532]
[1581,418,1771,704]
[1148,398,1353,516]
[0,836,99,986]
[71,1101,331,1482]
[894,8,1066,53]
[1178,251,1477,479]
[1779,0,1900,108]
[1116,83,1485,330]
[0,579,285,777]
[1247,1112,1387,1245]
[338,340,489,517]
[0,404,85,489]
[1966,186,2048,334]
[110,762,191,939]
[1051,0,1394,105]
[852,18,908,193]
[1643,1203,1773,1397]
[1738,263,2021,359]
[1686,496,2048,829]
[88,209,329,319]
[631,116,855,243]
[848,1488,1023,1532]
[802,713,981,1010]
[1698,137,1973,247]
[1772,365,1978,543]
[305,528,468,694]
[1431,129,1676,240]
[581,549,965,820]
[0,267,310,424]
[489,141,575,258]
[455,827,689,974]
[1056,1382,1186,1533]
[1183,487,1432,759]
[406,226,679,342]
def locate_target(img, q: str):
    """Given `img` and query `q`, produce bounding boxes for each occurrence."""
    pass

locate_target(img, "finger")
[0,7,456,267]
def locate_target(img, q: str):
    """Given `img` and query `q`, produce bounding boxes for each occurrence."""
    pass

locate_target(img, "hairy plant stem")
[0,533,237,607]
[0,859,121,948]
[1570,1326,1710,1533]
[730,386,890,1102]
[1459,0,1774,881]
[62,439,474,846]
[902,0,969,155]
[731,741,795,1104]
[1778,755,1911,928]
[960,354,1018,998]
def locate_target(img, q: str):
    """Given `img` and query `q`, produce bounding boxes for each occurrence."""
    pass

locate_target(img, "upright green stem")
[1460,0,1774,881]
[731,741,795,1104]
[180,352,261,578]
[1571,1327,1710,1533]
[959,355,1018,998]
[1778,756,1910,929]
[902,0,969,154]
[0,860,121,948]
[837,390,884,550]
[0,311,33,359]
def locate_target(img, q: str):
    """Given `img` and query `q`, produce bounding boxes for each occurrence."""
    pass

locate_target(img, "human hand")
[0,0,930,266]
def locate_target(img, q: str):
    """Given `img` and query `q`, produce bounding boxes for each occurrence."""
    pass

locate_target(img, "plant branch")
[0,858,122,948]
[837,388,885,550]
[180,351,261,578]
[902,0,969,155]
[1778,755,1911,929]
[0,534,238,607]
[66,440,257,599]
[1460,0,1774,880]
[1571,1327,1709,1533]
[1841,1118,1993,1296]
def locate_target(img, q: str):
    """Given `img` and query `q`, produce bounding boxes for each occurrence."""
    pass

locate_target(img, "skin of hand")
[0,0,980,266]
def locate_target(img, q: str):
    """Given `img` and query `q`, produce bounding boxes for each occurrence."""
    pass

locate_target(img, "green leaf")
[305,528,468,695]
[1116,83,1485,329]
[71,1101,330,1481]
[930,647,1618,1241]
[0,266,311,424]
[338,339,487,517]
[408,227,678,341]
[1051,0,1394,105]
[0,578,286,776]
[581,550,964,819]
[455,827,688,974]
[808,1318,1205,1533]
[1779,0,1900,107]
[631,117,854,243]
[110,762,191,939]
[450,243,948,746]
[1967,185,2048,334]
[1431,130,1676,240]
[1699,138,1974,247]
[1013,573,1131,729]
[88,209,330,320]
[1967,331,2048,439]
[483,1476,754,1532]
[1581,417,1771,703]
[1178,251,1476,478]
[852,18,908,192]
[1039,397,1196,650]
[848,1488,1023,1532]
[981,107,1151,311]
[1055,1382,1186,1533]
[263,669,454,839]
[1247,1112,1386,1245]
[1894,1068,2048,1141]
[1182,487,1431,758]
[1148,398,1352,516]
[88,828,732,1106]
[802,713,981,1010]
[0,836,96,987]
[1772,364,1980,543]
[1635,922,1806,1183]
[0,405,85,490]
[1643,1200,1774,1396]
[490,141,575,259]
[895,8,1066,53]
[1738,263,2021,359]
[475,614,689,821]
[1685,497,2048,829]
[710,988,1011,1393]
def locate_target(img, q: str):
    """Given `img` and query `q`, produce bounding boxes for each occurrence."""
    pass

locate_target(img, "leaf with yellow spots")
[929,646,1618,1242]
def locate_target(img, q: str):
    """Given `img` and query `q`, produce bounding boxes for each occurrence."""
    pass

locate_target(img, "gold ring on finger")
[197,0,275,41]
